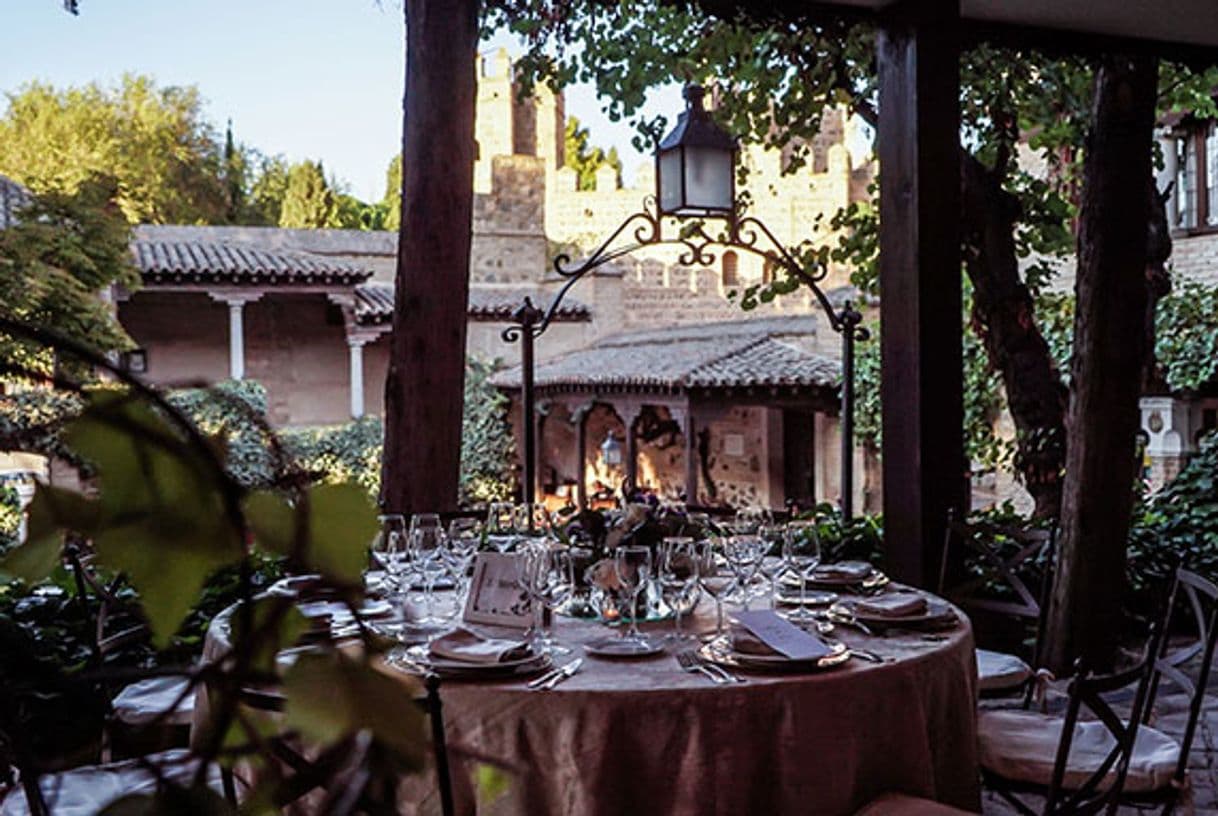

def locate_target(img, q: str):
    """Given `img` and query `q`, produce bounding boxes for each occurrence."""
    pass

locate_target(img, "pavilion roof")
[353,282,591,326]
[131,225,372,287]
[492,315,839,395]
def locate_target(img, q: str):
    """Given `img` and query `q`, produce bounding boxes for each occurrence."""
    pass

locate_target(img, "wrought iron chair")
[1120,565,1218,815]
[938,508,1057,696]
[977,622,1169,816]
[215,672,455,816]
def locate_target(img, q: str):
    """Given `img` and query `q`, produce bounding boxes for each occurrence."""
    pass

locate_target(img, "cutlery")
[825,609,874,636]
[676,650,726,684]
[526,662,567,690]
[540,657,582,691]
[849,648,886,664]
[699,659,745,684]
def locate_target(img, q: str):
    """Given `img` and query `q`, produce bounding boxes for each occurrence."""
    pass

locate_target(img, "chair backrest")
[1044,622,1166,816]
[939,508,1057,622]
[1144,565,1218,791]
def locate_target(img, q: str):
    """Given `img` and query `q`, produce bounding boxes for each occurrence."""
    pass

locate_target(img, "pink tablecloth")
[200,595,980,816]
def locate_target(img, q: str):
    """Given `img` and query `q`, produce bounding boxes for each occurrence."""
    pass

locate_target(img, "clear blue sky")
[1,0,679,202]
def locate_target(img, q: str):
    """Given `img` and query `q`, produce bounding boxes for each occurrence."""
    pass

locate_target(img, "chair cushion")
[112,676,195,726]
[0,749,216,815]
[976,649,1032,693]
[978,709,1180,794]
[854,793,978,816]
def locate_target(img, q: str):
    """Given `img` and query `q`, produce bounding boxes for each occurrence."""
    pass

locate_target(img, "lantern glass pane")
[658,148,684,213]
[683,146,733,213]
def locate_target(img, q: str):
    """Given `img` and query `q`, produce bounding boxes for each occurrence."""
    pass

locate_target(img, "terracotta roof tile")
[353,282,590,325]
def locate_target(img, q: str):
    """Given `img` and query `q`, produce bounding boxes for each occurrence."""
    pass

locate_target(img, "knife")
[537,658,583,691]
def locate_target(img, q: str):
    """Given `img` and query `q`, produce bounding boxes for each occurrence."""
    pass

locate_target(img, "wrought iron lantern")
[656,85,738,218]
[600,431,623,467]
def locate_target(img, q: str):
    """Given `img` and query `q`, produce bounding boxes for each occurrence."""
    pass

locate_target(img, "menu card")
[733,610,832,661]
[462,552,533,628]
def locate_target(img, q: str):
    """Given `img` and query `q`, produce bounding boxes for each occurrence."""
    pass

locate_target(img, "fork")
[676,650,727,684]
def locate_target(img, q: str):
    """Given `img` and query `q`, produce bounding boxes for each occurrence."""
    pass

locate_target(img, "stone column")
[348,338,367,419]
[210,293,263,382]
[619,403,643,494]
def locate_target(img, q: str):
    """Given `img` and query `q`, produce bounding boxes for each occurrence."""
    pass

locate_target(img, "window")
[721,250,739,287]
[1174,121,1218,231]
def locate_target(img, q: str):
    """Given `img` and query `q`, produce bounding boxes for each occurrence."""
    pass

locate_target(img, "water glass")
[613,545,653,647]
[723,535,764,610]
[758,524,789,608]
[536,546,575,654]
[446,518,482,600]
[513,502,552,539]
[660,537,699,643]
[782,520,822,624]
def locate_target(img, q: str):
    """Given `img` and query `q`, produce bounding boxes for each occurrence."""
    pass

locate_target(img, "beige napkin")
[429,628,533,664]
[815,561,874,580]
[856,592,928,618]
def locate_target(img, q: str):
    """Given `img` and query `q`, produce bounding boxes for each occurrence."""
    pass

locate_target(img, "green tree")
[247,155,291,226]
[383,154,403,231]
[0,75,228,224]
[564,116,622,190]
[278,160,337,229]
[0,176,139,381]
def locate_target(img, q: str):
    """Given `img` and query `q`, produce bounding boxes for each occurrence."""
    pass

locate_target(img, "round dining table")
[198,588,980,816]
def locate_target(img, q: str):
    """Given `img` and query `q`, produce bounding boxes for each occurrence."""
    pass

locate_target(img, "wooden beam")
[877,0,966,587]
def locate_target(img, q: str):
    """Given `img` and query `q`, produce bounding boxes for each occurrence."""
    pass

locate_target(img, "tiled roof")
[0,174,31,230]
[354,282,590,326]
[132,225,372,287]
[492,315,839,394]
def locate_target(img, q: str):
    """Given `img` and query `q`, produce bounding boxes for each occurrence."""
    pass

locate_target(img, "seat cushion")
[854,793,978,816]
[0,749,216,815]
[976,649,1032,693]
[112,676,195,726]
[978,709,1180,794]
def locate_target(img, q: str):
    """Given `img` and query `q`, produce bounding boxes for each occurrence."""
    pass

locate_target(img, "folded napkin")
[855,592,928,618]
[429,628,533,664]
[814,561,874,580]
[730,610,832,661]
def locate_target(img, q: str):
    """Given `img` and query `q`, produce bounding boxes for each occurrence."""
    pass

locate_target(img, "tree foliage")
[278,160,338,229]
[564,116,622,190]
[0,177,138,380]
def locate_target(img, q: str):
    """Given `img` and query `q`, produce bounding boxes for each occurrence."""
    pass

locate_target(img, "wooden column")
[622,404,642,494]
[573,403,591,509]
[877,0,965,587]
[684,406,698,505]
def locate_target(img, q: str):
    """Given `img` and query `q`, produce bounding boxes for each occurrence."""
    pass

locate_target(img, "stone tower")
[474,47,565,194]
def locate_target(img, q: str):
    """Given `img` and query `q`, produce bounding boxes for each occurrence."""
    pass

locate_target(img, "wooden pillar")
[574,404,591,509]
[877,0,965,587]
[684,406,698,505]
[622,404,642,494]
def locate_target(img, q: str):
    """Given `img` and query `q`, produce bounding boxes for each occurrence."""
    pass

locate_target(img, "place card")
[733,610,832,661]
[462,552,533,628]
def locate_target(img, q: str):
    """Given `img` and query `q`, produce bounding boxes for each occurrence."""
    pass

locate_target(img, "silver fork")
[676,650,726,684]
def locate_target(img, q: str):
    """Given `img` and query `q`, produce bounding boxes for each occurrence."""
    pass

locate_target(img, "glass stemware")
[486,502,516,552]
[535,546,575,654]
[757,524,789,609]
[514,541,551,650]
[513,502,552,542]
[695,538,733,640]
[371,514,408,600]
[613,545,654,649]
[446,518,482,603]
[723,534,764,610]
[408,513,449,623]
[660,537,699,643]
[782,520,823,624]
[732,506,772,535]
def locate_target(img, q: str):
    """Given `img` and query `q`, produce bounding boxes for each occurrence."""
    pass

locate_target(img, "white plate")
[583,636,665,658]
[393,647,552,679]
[832,599,957,628]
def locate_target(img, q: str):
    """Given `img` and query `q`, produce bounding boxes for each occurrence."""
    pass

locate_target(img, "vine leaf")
[282,650,426,767]
[245,483,377,585]
[0,484,99,582]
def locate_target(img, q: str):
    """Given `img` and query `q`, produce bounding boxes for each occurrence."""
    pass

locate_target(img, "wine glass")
[732,506,772,535]
[660,537,699,643]
[782,520,823,624]
[695,538,734,640]
[613,545,654,649]
[723,534,764,610]
[486,502,516,552]
[514,542,550,649]
[757,524,789,609]
[446,518,482,601]
[370,514,408,600]
[408,513,448,622]
[535,546,575,654]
